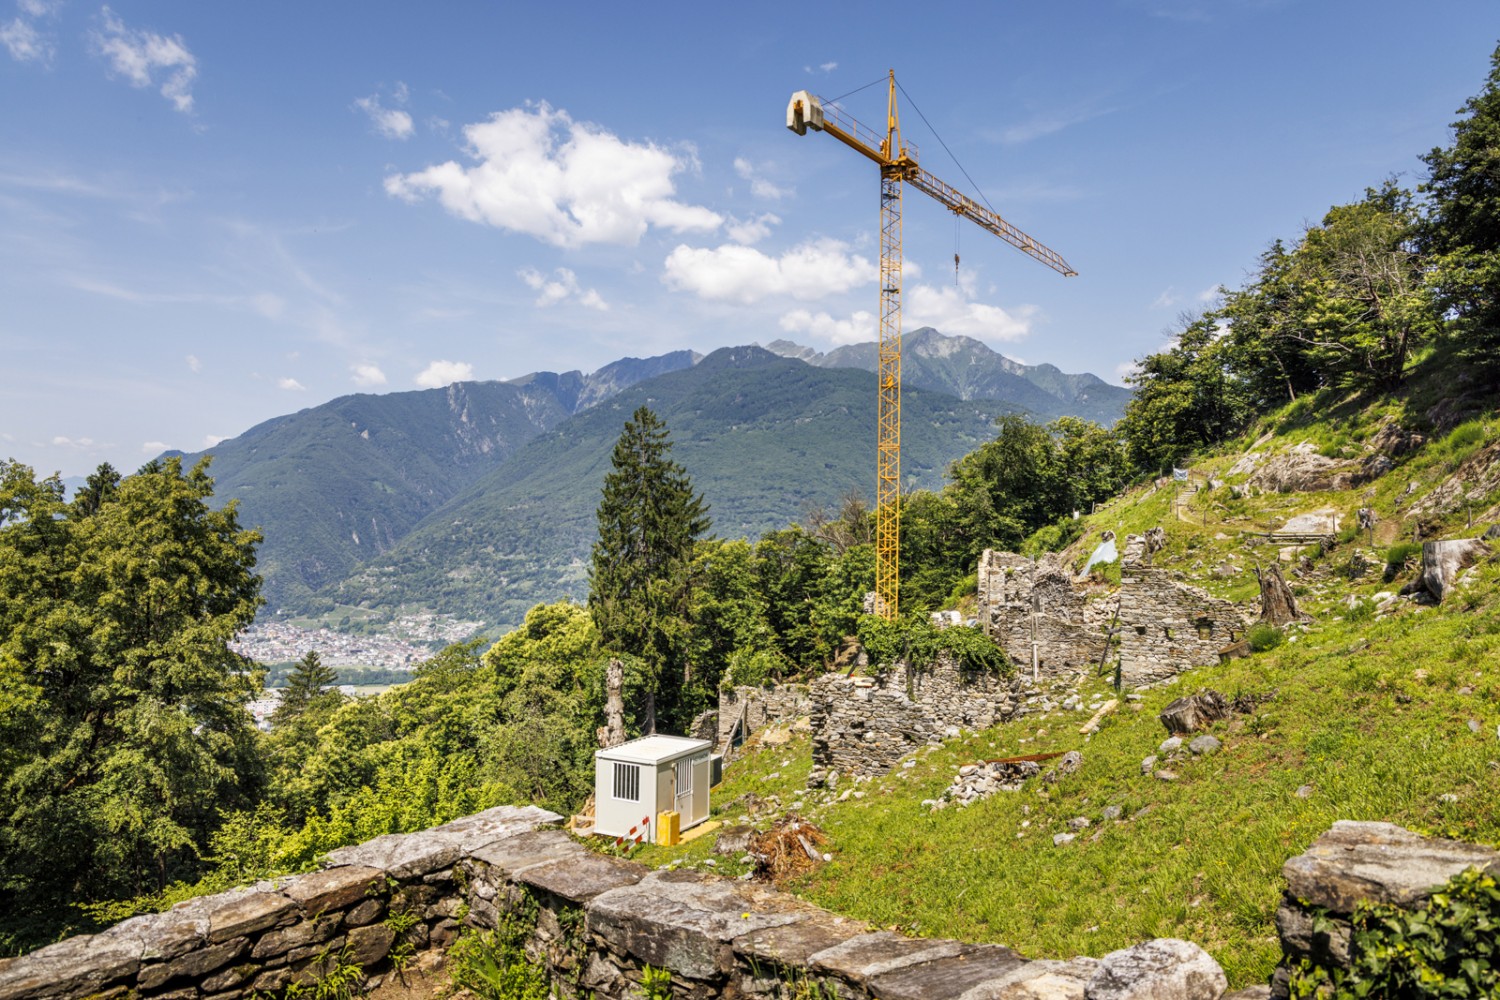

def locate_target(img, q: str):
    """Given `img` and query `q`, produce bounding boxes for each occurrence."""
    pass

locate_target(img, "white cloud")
[51,435,94,448]
[415,359,474,388]
[1151,288,1180,310]
[353,92,414,140]
[141,440,167,453]
[351,362,387,387]
[93,7,197,113]
[906,283,1035,341]
[662,238,872,304]
[803,61,838,74]
[725,213,780,245]
[733,157,790,200]
[203,434,225,447]
[385,102,722,248]
[1,16,48,61]
[277,376,306,391]
[518,266,608,310]
[185,353,201,373]
[779,308,876,346]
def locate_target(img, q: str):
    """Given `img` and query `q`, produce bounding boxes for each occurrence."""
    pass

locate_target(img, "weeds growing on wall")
[445,891,549,1000]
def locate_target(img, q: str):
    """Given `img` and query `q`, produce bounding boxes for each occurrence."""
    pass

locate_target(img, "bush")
[1384,541,1423,579]
[1248,623,1285,652]
[1289,867,1500,998]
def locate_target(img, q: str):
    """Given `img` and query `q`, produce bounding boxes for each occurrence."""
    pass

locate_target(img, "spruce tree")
[273,649,338,724]
[587,406,708,733]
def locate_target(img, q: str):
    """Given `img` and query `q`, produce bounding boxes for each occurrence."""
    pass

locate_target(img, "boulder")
[1084,938,1227,1000]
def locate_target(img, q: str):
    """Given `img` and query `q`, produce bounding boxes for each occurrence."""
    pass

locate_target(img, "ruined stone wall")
[0,805,1237,1000]
[807,653,1051,782]
[978,550,1250,688]
[716,684,811,757]
[1115,570,1249,685]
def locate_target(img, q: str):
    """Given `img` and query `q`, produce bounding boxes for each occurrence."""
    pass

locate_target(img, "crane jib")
[786,74,1076,618]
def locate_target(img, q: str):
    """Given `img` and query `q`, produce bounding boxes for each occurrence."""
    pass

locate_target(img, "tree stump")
[1255,561,1302,625]
[1402,537,1492,603]
[600,657,627,748]
[1159,689,1230,735]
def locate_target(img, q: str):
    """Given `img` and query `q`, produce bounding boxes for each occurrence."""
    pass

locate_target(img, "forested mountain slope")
[329,346,1020,630]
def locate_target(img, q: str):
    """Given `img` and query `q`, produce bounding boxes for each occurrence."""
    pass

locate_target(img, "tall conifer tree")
[587,407,708,733]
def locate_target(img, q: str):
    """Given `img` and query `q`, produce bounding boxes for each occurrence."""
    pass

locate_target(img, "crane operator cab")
[786,91,825,135]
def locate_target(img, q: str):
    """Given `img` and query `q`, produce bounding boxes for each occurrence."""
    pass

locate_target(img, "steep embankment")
[635,385,1500,989]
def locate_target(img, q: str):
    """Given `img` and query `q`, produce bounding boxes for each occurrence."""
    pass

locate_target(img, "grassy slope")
[634,382,1500,989]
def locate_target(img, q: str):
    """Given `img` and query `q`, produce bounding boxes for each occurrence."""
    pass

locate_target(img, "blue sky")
[2,0,1495,479]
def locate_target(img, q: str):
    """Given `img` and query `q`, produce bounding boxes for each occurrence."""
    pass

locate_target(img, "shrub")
[1288,867,1500,998]
[1248,623,1285,652]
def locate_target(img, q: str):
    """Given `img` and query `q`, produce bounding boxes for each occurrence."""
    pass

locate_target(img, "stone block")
[138,937,249,991]
[808,932,965,988]
[95,910,205,964]
[0,932,142,1000]
[343,899,386,928]
[1084,939,1226,1000]
[250,914,340,959]
[283,865,384,916]
[516,852,648,904]
[323,833,461,880]
[468,828,586,878]
[587,871,807,981]
[200,964,255,994]
[732,911,869,970]
[171,889,297,944]
[866,943,1027,1000]
[345,924,396,967]
[952,956,1099,999]
[1281,820,1500,914]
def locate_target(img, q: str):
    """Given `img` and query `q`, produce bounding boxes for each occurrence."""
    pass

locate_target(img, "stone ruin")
[977,544,1249,687]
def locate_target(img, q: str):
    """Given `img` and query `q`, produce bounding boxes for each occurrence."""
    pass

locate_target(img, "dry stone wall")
[1115,570,1248,685]
[806,654,1090,782]
[978,550,1250,687]
[717,684,812,758]
[4,806,1493,1000]
[0,805,1242,1000]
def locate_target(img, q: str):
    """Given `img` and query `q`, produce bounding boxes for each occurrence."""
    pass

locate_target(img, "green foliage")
[642,965,672,1000]
[446,892,548,1000]
[1118,313,1252,474]
[855,615,1010,680]
[1247,623,1285,653]
[1420,42,1500,373]
[1386,542,1423,574]
[1289,867,1500,998]
[272,650,341,726]
[589,406,709,733]
[0,457,264,950]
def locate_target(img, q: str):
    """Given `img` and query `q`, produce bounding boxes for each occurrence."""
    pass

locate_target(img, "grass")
[629,383,1500,991]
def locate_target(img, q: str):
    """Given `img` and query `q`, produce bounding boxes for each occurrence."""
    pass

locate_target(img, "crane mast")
[788,72,1076,620]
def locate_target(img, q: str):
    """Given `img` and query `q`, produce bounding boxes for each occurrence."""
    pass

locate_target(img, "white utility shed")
[594,734,712,841]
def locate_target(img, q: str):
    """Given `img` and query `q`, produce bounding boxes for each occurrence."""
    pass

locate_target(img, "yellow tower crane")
[787,71,1077,619]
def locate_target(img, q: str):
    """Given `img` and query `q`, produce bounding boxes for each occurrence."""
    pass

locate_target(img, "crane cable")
[895,79,998,214]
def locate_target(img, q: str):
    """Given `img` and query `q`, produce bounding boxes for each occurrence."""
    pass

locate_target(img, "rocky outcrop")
[1247,444,1356,493]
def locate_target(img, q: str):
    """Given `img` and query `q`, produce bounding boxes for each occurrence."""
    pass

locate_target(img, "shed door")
[690,753,710,824]
[674,756,694,821]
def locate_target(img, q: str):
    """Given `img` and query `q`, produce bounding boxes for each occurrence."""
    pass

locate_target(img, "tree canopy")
[0,457,263,944]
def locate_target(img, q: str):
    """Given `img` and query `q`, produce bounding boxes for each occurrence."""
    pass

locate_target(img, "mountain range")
[172,330,1130,631]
